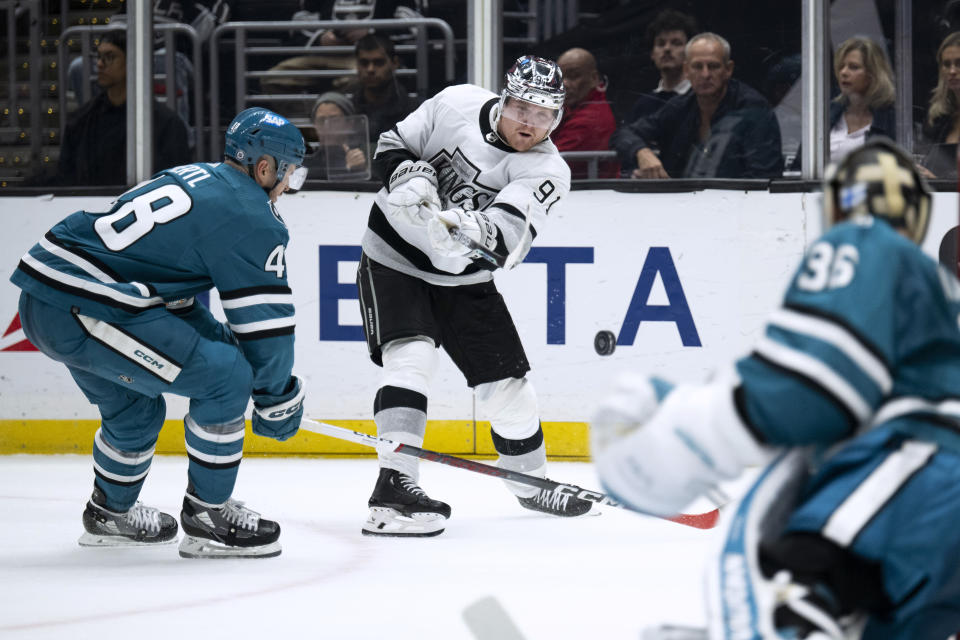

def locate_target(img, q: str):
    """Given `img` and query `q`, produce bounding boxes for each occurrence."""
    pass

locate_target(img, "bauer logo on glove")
[386,160,441,226]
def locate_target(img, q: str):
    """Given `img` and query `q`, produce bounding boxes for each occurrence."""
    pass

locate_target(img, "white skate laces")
[532,488,570,510]
[125,502,163,533]
[398,475,426,497]
[220,499,260,531]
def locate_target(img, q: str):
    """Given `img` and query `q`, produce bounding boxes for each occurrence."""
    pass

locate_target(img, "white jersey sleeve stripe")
[768,308,892,393]
[220,293,294,309]
[822,440,936,546]
[754,335,872,422]
[872,396,960,426]
[37,237,117,283]
[228,316,296,335]
[22,253,165,308]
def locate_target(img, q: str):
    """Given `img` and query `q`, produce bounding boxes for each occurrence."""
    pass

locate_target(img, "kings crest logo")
[429,148,497,212]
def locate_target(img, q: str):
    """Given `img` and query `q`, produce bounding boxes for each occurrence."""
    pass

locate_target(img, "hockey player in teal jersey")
[10,107,308,559]
[592,138,960,639]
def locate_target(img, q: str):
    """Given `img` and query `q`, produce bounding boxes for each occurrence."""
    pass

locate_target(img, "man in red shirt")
[552,47,619,178]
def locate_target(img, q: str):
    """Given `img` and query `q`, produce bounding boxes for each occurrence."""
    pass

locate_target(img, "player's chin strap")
[486,103,507,146]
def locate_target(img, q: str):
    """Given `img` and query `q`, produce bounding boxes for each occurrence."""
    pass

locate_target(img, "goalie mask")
[496,56,565,138]
[823,137,932,245]
[224,108,308,191]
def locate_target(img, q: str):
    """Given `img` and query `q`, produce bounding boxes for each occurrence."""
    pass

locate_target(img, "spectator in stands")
[790,36,896,171]
[350,33,418,143]
[304,91,369,179]
[54,32,190,186]
[828,37,896,161]
[259,0,422,95]
[628,9,698,123]
[918,31,960,179]
[552,47,618,179]
[612,32,782,180]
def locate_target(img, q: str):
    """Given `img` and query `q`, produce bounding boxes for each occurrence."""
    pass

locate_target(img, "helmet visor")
[501,97,559,130]
[287,165,308,191]
[278,162,308,191]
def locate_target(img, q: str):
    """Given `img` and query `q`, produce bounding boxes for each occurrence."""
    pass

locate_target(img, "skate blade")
[78,531,177,547]
[361,507,446,537]
[178,535,281,559]
[640,625,708,640]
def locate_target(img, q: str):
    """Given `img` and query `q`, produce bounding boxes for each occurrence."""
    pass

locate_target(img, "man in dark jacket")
[54,31,191,186]
[351,33,419,145]
[612,32,782,180]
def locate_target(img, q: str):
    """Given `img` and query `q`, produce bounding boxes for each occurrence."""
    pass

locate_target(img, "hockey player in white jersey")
[356,55,592,537]
[592,138,960,639]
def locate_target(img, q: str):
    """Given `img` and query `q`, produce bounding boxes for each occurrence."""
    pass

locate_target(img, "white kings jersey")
[362,84,571,286]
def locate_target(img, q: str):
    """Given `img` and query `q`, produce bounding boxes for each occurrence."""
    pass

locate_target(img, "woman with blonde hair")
[828,36,896,160]
[789,36,895,169]
[919,32,960,179]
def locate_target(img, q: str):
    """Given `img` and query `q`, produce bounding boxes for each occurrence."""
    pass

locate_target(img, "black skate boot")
[79,486,178,547]
[362,467,451,537]
[518,485,593,517]
[179,493,281,559]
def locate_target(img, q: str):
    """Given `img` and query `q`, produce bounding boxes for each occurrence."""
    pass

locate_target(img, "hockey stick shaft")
[301,419,720,529]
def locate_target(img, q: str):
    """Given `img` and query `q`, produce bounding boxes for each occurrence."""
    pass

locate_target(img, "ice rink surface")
[0,455,753,639]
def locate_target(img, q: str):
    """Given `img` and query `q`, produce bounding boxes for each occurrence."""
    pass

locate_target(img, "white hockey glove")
[426,208,499,258]
[385,160,440,226]
[591,372,775,517]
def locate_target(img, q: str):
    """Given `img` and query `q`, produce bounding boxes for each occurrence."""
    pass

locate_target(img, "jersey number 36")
[797,241,859,291]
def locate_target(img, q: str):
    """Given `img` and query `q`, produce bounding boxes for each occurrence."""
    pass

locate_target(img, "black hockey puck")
[594,330,616,356]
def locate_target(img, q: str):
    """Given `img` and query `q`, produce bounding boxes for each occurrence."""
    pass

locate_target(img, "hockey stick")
[301,418,721,529]
[430,204,533,270]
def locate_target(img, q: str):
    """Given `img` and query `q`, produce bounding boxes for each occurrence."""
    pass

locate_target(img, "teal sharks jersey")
[736,216,960,447]
[11,162,296,394]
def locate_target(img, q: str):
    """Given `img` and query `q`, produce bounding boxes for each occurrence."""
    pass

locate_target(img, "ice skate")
[178,493,281,559]
[517,485,593,517]
[78,486,178,547]
[362,467,451,537]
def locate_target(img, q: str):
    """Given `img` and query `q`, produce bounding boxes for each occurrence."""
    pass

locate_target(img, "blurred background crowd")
[1,0,956,189]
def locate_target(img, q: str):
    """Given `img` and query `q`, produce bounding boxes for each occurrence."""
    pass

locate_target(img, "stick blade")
[462,596,527,640]
[666,508,720,530]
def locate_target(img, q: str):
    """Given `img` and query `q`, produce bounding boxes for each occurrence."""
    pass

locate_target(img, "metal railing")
[57,22,205,160]
[209,18,456,156]
[559,150,618,180]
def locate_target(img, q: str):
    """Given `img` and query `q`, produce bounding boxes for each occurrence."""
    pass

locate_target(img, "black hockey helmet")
[823,137,932,245]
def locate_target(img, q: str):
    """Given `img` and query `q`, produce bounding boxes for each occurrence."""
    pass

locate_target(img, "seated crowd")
[49,3,960,185]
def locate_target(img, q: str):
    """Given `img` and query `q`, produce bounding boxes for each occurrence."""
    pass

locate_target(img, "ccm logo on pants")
[75,313,183,383]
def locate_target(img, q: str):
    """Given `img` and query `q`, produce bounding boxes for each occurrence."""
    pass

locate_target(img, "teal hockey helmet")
[224,108,308,189]
[824,137,932,245]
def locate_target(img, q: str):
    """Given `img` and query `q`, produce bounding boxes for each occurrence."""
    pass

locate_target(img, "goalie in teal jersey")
[592,138,960,639]
[10,107,308,559]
